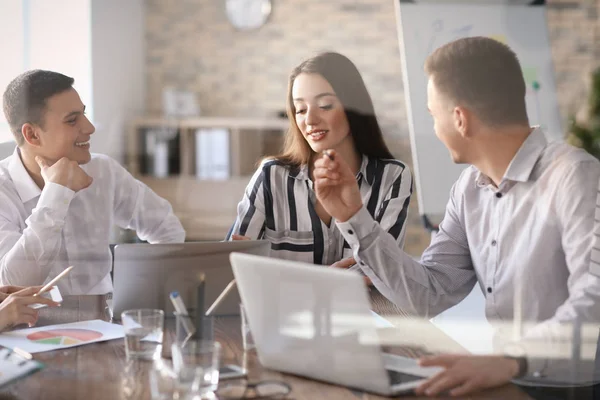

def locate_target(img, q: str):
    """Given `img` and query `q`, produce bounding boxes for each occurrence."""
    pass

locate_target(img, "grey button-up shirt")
[337,128,600,383]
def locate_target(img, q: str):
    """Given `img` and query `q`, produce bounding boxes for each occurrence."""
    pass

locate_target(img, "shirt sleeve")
[590,174,600,276]
[515,159,600,382]
[0,183,75,286]
[226,164,267,240]
[110,158,185,243]
[336,176,477,318]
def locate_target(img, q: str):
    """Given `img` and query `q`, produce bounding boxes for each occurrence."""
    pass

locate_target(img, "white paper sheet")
[0,319,124,353]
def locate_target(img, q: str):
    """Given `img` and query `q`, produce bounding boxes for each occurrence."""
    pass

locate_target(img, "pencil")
[196,272,206,339]
[34,266,73,296]
[205,279,236,316]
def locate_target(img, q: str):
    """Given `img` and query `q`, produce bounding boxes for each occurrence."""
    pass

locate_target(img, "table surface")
[0,293,532,400]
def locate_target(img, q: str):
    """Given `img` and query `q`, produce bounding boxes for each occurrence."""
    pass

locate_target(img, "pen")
[34,266,73,296]
[324,150,335,161]
[170,291,196,342]
[169,291,189,316]
[196,273,206,339]
[205,279,236,316]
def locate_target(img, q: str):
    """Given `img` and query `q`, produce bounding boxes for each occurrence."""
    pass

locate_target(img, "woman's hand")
[231,235,251,241]
[331,257,373,286]
[0,286,60,331]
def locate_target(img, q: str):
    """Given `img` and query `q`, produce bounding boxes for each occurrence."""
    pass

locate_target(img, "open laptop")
[230,252,443,396]
[110,240,270,319]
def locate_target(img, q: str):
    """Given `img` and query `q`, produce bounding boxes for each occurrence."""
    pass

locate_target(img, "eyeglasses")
[217,380,292,399]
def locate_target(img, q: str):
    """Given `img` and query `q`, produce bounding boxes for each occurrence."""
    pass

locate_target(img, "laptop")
[230,252,443,396]
[110,240,270,319]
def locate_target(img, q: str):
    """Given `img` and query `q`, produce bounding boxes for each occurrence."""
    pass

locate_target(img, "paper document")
[0,347,43,387]
[0,320,124,354]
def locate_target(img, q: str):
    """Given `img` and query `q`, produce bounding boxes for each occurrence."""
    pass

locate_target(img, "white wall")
[28,0,93,111]
[0,0,145,161]
[90,0,145,161]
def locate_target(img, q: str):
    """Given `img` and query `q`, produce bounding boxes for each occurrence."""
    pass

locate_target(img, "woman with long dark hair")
[227,52,412,267]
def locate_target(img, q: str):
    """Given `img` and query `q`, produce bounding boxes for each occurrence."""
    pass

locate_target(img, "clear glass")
[121,309,164,361]
[172,340,221,399]
[240,304,255,351]
[174,312,214,346]
[149,359,178,400]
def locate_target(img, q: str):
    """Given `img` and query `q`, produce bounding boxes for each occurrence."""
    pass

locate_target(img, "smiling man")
[0,70,185,295]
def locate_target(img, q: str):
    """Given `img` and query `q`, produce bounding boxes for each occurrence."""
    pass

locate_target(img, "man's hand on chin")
[36,156,92,192]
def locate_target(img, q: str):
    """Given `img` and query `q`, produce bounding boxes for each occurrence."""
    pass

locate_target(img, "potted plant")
[568,67,600,160]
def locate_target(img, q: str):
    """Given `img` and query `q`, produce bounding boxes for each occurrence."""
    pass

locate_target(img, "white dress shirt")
[337,128,600,383]
[592,178,600,277]
[0,149,185,295]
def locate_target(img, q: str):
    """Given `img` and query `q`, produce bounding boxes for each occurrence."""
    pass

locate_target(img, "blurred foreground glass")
[174,312,214,345]
[149,359,178,400]
[217,380,291,399]
[172,340,221,399]
[240,304,255,351]
[122,309,164,360]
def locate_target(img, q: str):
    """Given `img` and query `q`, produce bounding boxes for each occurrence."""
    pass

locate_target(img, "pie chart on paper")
[26,329,103,346]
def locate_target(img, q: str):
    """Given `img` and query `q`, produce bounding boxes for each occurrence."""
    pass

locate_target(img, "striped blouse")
[226,155,413,265]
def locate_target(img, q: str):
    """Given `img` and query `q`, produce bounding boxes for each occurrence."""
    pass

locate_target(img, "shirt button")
[495,192,502,199]
[491,240,497,246]
[487,287,492,293]
[348,229,354,235]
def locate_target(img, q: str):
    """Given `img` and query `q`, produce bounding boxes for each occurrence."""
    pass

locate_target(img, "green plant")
[568,67,600,160]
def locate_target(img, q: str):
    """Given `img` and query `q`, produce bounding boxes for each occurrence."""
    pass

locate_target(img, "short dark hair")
[278,52,394,167]
[3,70,74,145]
[424,37,529,127]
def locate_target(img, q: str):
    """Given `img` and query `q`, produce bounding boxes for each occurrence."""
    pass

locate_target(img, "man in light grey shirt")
[314,37,600,396]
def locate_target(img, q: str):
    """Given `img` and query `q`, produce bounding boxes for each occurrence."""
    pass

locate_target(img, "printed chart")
[0,320,124,353]
[27,329,103,346]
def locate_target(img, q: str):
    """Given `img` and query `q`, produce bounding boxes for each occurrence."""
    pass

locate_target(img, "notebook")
[0,347,43,387]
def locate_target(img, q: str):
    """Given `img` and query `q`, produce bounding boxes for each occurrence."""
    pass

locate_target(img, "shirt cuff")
[35,182,75,220]
[336,206,377,247]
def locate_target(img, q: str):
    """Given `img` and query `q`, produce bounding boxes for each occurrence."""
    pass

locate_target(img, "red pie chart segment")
[27,329,103,345]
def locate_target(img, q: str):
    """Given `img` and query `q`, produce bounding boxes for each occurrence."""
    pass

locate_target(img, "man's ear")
[21,123,41,147]
[453,106,471,139]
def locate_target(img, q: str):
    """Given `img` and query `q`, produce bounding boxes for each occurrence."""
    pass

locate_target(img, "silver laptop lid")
[230,252,395,395]
[112,241,270,319]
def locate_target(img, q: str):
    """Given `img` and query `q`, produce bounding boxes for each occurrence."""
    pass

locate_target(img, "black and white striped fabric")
[226,155,412,265]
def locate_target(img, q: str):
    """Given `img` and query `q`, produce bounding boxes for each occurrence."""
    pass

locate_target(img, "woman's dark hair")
[275,52,393,167]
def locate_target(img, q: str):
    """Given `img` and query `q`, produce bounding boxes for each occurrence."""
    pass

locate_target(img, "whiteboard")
[394,0,562,220]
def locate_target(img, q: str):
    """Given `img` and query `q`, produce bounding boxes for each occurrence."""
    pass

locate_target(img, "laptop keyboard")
[386,369,424,386]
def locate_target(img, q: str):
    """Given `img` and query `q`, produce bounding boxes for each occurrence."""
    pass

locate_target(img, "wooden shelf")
[127,116,287,177]
[127,117,286,241]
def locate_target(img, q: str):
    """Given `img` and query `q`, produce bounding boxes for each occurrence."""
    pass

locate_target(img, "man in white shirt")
[314,37,600,396]
[0,70,185,295]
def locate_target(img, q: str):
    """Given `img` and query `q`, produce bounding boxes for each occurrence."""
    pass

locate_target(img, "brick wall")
[145,0,599,256]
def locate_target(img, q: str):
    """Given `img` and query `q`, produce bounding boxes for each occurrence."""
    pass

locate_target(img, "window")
[0,0,92,144]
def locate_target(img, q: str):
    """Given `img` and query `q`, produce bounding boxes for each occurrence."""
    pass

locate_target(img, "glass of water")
[172,340,221,398]
[122,309,164,361]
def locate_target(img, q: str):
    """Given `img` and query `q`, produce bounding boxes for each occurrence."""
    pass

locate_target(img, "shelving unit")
[126,116,288,240]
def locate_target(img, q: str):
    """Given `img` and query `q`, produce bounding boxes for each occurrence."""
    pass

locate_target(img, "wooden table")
[0,295,532,400]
